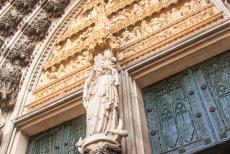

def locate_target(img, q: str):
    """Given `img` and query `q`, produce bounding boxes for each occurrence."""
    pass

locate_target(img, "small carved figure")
[53,45,62,58]
[120,29,134,43]
[133,3,142,15]
[141,20,152,34]
[181,2,191,16]
[134,26,142,38]
[171,8,182,20]
[150,17,162,31]
[47,66,57,80]
[112,11,126,24]
[57,64,66,77]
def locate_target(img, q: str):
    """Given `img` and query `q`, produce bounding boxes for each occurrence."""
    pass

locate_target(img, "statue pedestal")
[84,141,121,154]
[76,132,127,154]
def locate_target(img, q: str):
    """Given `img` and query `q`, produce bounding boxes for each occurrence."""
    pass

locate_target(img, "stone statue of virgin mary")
[77,50,127,153]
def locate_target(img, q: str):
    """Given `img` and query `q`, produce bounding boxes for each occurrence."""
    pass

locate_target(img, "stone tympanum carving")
[76,50,128,154]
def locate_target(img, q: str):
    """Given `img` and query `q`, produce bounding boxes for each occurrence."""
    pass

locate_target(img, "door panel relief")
[26,115,86,154]
[144,51,230,154]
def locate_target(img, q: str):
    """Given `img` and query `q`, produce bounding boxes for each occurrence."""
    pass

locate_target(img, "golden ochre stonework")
[27,0,223,111]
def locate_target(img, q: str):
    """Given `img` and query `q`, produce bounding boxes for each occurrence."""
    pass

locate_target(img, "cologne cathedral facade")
[0,0,230,154]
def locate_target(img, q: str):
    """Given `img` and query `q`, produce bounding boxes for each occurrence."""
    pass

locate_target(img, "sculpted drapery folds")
[77,50,127,153]
[83,50,119,136]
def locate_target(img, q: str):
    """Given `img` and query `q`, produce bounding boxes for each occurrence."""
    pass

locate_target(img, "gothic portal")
[0,0,230,154]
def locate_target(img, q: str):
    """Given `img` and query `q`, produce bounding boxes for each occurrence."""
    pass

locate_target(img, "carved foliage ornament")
[0,9,23,37]
[43,0,70,18]
[24,16,51,42]
[7,39,35,66]
[0,63,22,111]
[13,0,40,14]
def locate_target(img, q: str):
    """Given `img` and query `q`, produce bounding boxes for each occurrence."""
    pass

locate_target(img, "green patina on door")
[26,115,86,154]
[143,51,230,154]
